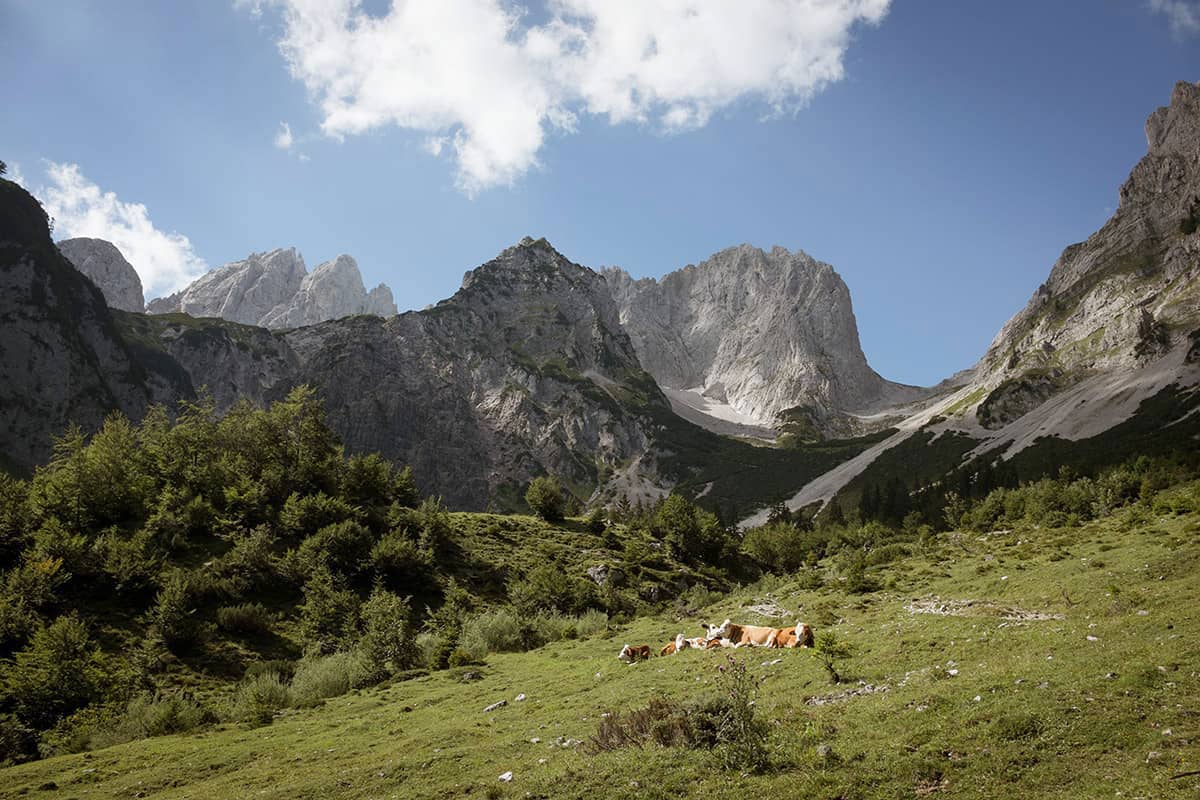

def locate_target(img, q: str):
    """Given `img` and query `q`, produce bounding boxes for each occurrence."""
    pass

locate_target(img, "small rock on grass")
[484,700,507,712]
[499,771,513,782]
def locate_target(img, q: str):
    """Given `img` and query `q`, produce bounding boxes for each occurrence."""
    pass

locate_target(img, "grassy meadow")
[3,502,1196,799]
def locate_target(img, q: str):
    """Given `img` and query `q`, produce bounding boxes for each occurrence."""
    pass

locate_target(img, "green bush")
[216,603,274,636]
[297,568,360,656]
[232,671,291,726]
[742,522,827,572]
[151,569,199,650]
[714,655,770,772]
[525,476,565,521]
[293,520,375,579]
[279,492,357,540]
[89,692,210,749]
[574,609,609,638]
[290,651,369,706]
[358,588,419,680]
[3,614,111,729]
[0,713,37,765]
[459,607,525,658]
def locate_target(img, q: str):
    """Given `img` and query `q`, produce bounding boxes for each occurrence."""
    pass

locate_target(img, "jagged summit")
[604,243,926,435]
[148,247,398,329]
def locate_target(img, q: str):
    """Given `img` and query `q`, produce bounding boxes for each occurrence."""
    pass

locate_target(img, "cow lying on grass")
[704,619,816,648]
[703,618,778,647]
[659,634,715,655]
[767,622,814,648]
[617,644,652,663]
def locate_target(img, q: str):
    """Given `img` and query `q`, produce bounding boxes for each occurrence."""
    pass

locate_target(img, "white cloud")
[243,0,890,194]
[274,120,295,150]
[38,162,208,297]
[6,161,26,187]
[1148,0,1200,35]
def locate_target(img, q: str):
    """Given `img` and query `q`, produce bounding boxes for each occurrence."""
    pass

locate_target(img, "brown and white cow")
[617,644,652,663]
[661,633,710,655]
[767,622,815,648]
[703,618,778,648]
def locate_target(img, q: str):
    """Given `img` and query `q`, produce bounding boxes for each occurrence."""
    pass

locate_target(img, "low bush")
[216,603,274,636]
[90,692,210,749]
[290,651,370,706]
[232,671,291,726]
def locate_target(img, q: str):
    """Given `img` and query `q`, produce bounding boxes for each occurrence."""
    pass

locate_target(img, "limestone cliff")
[603,245,924,434]
[57,237,145,312]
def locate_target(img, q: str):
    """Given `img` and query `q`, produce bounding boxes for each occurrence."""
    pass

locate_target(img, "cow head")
[703,619,732,641]
[675,632,688,651]
[617,644,635,663]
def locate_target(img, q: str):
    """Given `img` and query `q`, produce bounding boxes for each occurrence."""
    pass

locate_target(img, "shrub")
[293,519,375,580]
[714,655,770,772]
[459,607,525,658]
[358,588,419,681]
[3,614,111,729]
[278,492,357,539]
[89,692,210,749]
[211,527,277,598]
[297,568,360,656]
[370,529,433,589]
[290,651,369,706]
[151,569,199,650]
[742,522,827,572]
[414,632,446,670]
[0,713,37,765]
[574,609,609,638]
[232,671,290,726]
[815,631,851,684]
[525,476,565,522]
[216,603,274,636]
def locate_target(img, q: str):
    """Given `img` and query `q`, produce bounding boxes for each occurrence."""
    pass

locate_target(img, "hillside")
[2,485,1197,798]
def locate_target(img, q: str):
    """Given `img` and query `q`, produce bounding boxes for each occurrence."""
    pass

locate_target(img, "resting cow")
[703,618,777,647]
[617,644,652,663]
[767,622,815,648]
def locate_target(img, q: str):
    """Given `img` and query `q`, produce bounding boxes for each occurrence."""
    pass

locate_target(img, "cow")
[703,618,778,647]
[767,622,815,648]
[617,644,652,663]
[661,634,710,655]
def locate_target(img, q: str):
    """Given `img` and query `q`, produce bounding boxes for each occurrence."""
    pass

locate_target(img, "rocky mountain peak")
[603,243,920,433]
[1145,80,1200,156]
[979,81,1200,384]
[56,237,145,312]
[148,247,397,329]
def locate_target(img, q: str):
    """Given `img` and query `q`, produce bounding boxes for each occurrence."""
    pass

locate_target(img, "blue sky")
[1,1,1197,386]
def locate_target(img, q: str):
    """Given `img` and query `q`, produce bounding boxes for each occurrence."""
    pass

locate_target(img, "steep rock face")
[57,237,145,312]
[604,245,922,431]
[277,237,666,508]
[0,181,178,472]
[977,80,1200,390]
[260,255,398,328]
[148,249,398,329]
[147,248,307,324]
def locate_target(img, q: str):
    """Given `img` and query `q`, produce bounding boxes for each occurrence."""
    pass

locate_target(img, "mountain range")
[2,81,1198,517]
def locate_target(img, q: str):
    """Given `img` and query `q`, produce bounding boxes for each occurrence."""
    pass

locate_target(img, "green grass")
[5,506,1197,798]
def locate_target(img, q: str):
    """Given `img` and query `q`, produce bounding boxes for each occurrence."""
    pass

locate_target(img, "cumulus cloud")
[243,0,890,194]
[1148,0,1200,35]
[274,120,295,150]
[38,162,208,297]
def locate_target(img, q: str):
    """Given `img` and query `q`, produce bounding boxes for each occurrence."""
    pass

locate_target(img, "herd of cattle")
[617,618,815,663]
